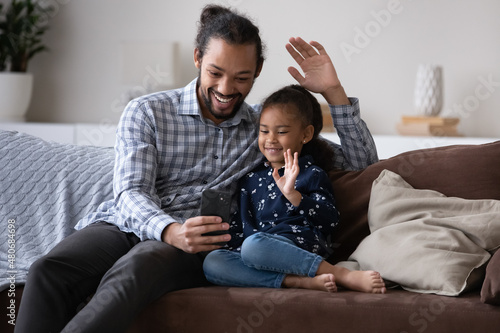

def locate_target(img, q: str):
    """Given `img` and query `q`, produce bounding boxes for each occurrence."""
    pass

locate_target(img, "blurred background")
[3,0,500,137]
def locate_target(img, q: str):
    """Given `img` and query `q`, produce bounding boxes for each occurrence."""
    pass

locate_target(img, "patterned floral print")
[226,155,339,257]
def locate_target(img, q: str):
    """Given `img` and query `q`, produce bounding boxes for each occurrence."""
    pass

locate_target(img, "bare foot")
[341,270,386,294]
[283,273,337,293]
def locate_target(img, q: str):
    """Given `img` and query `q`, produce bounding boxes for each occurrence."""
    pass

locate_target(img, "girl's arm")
[273,151,339,234]
[295,170,340,235]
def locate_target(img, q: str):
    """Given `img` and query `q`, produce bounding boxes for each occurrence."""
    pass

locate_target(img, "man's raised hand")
[286,37,349,105]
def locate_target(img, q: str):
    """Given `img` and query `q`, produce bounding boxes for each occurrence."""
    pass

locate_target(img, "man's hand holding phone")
[162,216,230,253]
[161,189,232,253]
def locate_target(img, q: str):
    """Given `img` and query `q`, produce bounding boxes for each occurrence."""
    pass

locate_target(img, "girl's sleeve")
[294,167,340,236]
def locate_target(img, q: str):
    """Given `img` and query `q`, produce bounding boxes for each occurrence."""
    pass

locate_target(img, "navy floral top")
[226,155,339,258]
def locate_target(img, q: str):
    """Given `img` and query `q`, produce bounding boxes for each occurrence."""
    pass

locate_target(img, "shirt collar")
[178,78,256,127]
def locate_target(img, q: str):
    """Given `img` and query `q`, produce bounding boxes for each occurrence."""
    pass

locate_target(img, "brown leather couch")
[2,138,500,333]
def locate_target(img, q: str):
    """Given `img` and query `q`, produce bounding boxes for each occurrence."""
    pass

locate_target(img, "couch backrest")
[327,140,500,263]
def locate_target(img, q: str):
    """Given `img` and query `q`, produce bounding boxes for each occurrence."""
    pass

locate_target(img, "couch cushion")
[327,141,500,264]
[0,130,115,292]
[128,286,500,333]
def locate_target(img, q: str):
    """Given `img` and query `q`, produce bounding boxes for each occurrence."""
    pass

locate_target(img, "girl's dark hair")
[261,85,336,172]
[195,4,265,73]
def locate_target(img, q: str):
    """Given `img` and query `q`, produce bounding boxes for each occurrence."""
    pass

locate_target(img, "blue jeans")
[203,232,323,288]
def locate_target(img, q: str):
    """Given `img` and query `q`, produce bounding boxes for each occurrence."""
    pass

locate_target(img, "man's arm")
[286,37,378,170]
[114,99,230,252]
[113,99,175,242]
[328,98,379,170]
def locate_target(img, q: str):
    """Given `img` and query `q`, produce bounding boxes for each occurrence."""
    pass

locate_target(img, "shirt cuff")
[330,97,361,127]
[144,214,178,241]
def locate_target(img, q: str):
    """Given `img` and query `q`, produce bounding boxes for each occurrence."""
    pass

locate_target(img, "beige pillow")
[327,141,500,265]
[339,169,500,296]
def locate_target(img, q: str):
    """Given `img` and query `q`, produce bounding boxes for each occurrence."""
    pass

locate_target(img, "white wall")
[14,0,500,137]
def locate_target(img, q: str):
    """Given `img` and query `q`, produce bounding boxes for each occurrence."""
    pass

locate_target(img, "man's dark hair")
[195,4,265,73]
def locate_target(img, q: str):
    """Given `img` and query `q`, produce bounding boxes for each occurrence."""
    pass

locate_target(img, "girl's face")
[258,104,314,169]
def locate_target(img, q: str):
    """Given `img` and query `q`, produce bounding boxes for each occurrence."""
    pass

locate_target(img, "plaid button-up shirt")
[76,79,378,241]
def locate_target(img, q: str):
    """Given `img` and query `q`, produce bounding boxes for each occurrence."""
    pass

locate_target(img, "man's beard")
[197,77,244,121]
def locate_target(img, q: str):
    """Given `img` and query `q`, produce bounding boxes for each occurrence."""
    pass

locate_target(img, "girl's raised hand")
[272,149,302,206]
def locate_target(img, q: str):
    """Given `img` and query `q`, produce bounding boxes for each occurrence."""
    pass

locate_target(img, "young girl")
[203,85,386,293]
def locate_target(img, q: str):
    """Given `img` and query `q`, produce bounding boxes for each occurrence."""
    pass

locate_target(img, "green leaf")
[0,0,53,72]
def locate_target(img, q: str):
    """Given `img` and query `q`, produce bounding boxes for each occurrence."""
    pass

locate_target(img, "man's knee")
[28,255,64,281]
[103,240,206,294]
[111,241,199,282]
[127,240,180,268]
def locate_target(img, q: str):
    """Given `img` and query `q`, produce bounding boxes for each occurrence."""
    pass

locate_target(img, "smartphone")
[200,189,231,239]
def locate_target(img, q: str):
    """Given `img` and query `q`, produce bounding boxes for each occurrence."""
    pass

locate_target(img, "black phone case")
[200,189,231,237]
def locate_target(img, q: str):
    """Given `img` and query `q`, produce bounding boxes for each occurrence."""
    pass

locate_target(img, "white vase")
[414,65,443,117]
[0,72,34,122]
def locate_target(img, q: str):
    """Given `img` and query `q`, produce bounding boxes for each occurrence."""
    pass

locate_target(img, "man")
[15,4,378,333]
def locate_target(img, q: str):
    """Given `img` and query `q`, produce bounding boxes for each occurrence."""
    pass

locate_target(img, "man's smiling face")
[195,38,262,124]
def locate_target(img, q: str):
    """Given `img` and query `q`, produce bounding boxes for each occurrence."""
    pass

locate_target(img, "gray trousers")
[14,222,208,333]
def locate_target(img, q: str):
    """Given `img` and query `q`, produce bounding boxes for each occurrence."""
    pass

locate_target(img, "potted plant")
[0,0,54,122]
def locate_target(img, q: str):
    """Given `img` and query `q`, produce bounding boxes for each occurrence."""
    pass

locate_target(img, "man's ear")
[255,60,263,78]
[194,48,202,69]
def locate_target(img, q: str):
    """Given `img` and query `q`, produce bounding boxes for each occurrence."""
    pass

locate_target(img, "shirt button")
[214,155,219,159]
[343,113,348,117]
[202,180,208,184]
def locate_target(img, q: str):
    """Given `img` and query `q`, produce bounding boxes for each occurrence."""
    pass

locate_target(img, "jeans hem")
[307,255,323,277]
[273,272,286,288]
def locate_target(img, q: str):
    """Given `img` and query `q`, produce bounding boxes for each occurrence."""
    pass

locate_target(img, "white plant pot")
[414,65,443,117]
[0,72,34,122]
